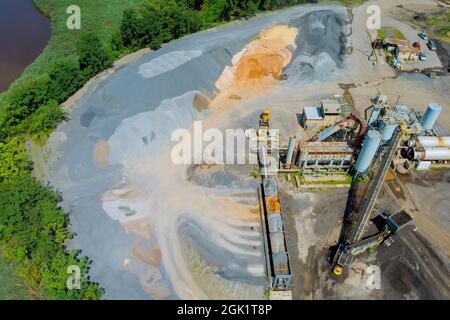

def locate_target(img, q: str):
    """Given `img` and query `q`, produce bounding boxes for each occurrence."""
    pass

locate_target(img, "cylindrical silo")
[418,136,450,148]
[259,146,269,177]
[421,103,442,130]
[285,137,296,165]
[354,129,382,173]
[381,121,397,141]
[418,147,450,161]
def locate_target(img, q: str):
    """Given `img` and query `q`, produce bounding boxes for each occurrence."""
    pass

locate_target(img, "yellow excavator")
[259,108,270,128]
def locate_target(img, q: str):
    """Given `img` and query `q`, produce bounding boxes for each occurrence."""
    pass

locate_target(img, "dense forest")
[0,0,349,299]
[114,0,321,52]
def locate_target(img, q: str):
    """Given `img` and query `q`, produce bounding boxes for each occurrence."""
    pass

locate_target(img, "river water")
[0,0,51,93]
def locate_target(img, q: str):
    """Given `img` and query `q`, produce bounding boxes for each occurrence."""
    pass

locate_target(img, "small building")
[301,106,324,131]
[384,38,420,62]
[301,99,343,131]
[321,99,341,115]
[320,99,341,124]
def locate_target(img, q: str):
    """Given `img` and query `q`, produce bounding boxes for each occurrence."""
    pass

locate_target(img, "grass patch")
[426,11,450,27]
[415,10,450,44]
[23,0,146,81]
[303,176,352,185]
[319,0,367,6]
[250,170,261,179]
[378,26,406,41]
[436,25,450,38]
[0,254,34,300]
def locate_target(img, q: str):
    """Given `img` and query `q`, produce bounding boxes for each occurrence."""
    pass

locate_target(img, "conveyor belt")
[349,129,401,243]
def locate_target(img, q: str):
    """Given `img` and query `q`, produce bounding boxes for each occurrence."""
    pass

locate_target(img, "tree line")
[112,0,317,52]
[0,31,111,299]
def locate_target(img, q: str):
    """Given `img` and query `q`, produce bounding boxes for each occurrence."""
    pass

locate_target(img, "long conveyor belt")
[348,129,401,243]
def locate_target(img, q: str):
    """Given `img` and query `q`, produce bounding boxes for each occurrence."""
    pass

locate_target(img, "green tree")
[0,176,104,299]
[139,8,173,49]
[200,0,228,26]
[221,0,258,20]
[48,58,85,103]
[0,138,31,182]
[29,101,68,139]
[120,8,141,48]
[111,31,125,58]
[0,77,51,139]
[160,1,201,39]
[77,33,112,77]
[41,251,104,300]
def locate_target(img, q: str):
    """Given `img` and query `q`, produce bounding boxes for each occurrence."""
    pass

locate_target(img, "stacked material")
[262,177,292,291]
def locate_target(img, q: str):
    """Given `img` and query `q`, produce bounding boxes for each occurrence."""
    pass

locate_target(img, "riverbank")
[0,0,148,300]
[20,0,146,81]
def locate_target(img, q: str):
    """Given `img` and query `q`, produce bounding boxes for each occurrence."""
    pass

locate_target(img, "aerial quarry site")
[29,0,449,301]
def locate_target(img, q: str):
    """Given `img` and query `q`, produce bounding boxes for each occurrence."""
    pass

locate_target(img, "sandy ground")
[35,0,449,300]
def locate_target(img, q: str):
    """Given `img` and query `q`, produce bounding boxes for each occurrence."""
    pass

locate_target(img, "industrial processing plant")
[2,0,448,303]
[256,94,447,296]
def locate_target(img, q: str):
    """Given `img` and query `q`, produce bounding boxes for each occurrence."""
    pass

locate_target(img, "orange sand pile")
[92,139,110,168]
[235,26,297,82]
[236,54,286,81]
[212,25,298,109]
[266,195,281,213]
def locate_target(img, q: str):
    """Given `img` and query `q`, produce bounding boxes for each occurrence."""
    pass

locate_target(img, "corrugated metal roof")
[303,106,323,120]
[321,99,341,114]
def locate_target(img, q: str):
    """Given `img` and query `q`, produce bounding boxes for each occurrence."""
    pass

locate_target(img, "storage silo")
[418,148,450,161]
[381,120,397,141]
[258,146,269,177]
[354,129,382,173]
[285,137,296,165]
[418,136,450,148]
[421,103,442,131]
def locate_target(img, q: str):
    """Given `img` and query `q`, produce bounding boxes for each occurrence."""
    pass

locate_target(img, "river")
[0,0,51,93]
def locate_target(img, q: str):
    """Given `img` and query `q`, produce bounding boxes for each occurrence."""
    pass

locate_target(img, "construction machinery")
[260,108,271,128]
[333,208,413,276]
[309,113,367,150]
[332,128,405,275]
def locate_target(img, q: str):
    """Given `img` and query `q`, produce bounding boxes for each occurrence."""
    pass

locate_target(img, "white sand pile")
[138,50,203,78]
[101,89,264,299]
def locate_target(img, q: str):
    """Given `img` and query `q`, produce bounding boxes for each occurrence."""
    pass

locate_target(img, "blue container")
[355,129,382,173]
[421,103,442,130]
[381,122,397,141]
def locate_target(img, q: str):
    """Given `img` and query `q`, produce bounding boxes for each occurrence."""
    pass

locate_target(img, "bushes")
[0,35,107,300]
[0,176,104,299]
[48,58,85,103]
[118,1,201,50]
[139,8,173,49]
[77,33,113,77]
[117,0,314,52]
[0,138,31,181]
[0,77,51,139]
[29,101,68,139]
[0,57,84,140]
[121,9,141,49]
